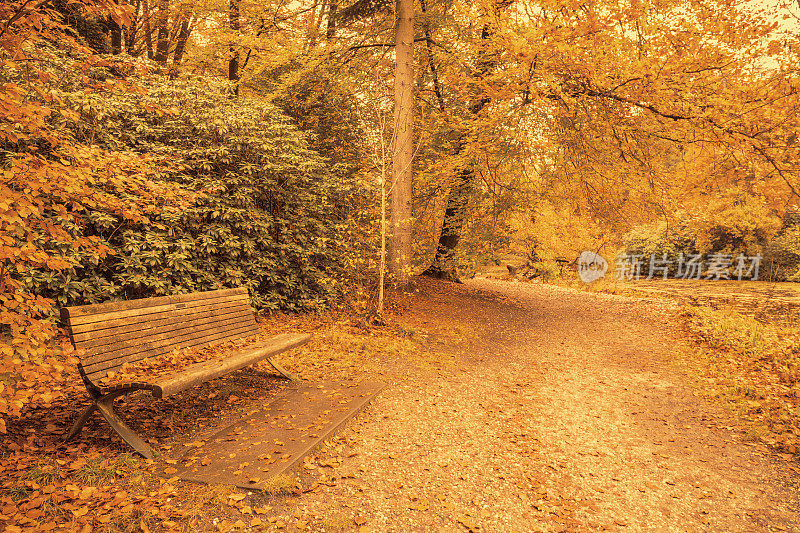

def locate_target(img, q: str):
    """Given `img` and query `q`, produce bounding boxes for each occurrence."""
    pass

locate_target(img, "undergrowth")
[682,304,800,453]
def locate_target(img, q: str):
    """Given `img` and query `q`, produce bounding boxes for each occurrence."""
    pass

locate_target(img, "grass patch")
[396,324,420,339]
[27,460,65,485]
[682,303,800,453]
[539,275,642,296]
[260,474,295,495]
[5,485,31,502]
[74,453,137,484]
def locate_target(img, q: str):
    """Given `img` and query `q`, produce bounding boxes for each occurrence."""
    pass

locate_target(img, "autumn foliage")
[0,0,370,437]
[1,1,145,431]
[2,0,800,527]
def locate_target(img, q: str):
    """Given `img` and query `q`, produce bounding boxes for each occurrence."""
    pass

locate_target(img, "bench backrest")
[61,288,259,383]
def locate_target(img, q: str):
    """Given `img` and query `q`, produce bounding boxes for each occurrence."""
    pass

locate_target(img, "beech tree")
[390,0,414,284]
[422,0,514,280]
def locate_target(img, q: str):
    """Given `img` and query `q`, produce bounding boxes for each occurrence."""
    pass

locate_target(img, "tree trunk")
[229,0,240,93]
[422,165,474,280]
[124,0,140,55]
[143,0,154,59]
[109,17,122,54]
[153,0,169,62]
[173,15,192,63]
[326,0,338,39]
[389,0,414,285]
[422,98,491,280]
[420,0,444,113]
[423,20,497,281]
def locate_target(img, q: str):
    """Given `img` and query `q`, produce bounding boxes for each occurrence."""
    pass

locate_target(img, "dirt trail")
[293,278,800,532]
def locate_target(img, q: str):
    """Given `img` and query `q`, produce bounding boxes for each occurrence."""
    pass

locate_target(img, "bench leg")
[96,398,155,460]
[266,357,299,381]
[65,403,97,441]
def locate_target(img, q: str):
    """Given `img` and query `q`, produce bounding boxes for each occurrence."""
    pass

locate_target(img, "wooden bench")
[60,287,311,459]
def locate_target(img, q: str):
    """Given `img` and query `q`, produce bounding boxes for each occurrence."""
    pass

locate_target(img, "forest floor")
[3,276,800,532]
[281,277,800,532]
[559,277,800,324]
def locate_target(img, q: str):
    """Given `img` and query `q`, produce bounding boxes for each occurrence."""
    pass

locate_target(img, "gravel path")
[290,278,800,532]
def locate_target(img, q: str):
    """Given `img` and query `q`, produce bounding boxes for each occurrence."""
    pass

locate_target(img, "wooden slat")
[155,333,312,398]
[81,314,257,367]
[80,313,256,366]
[58,287,309,393]
[82,323,261,380]
[81,319,259,374]
[69,297,251,339]
[65,292,250,329]
[83,325,261,382]
[74,302,253,351]
[62,287,248,322]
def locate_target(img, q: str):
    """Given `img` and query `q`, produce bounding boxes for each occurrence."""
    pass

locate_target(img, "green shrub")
[621,220,697,276]
[766,208,800,282]
[17,64,357,312]
[622,194,795,281]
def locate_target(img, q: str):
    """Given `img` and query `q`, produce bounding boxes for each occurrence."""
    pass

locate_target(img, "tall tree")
[153,0,170,62]
[229,0,240,92]
[423,1,509,280]
[389,0,414,284]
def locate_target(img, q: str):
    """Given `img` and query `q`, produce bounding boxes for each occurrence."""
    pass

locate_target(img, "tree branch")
[753,145,800,200]
[347,36,433,51]
[0,0,49,40]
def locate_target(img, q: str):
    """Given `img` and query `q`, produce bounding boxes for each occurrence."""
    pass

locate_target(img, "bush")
[766,207,800,282]
[17,65,356,313]
[621,191,791,280]
[689,190,779,256]
[622,220,697,276]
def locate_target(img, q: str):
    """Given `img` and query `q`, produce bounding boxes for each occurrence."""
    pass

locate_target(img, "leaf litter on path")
[291,277,800,532]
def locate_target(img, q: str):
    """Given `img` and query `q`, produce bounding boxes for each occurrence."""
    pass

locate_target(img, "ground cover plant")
[682,302,800,454]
